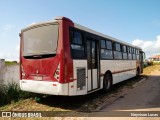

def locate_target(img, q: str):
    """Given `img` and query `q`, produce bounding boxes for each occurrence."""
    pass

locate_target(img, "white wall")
[0,59,19,86]
[0,59,5,86]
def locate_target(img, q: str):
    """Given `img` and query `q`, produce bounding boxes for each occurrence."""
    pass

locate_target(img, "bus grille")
[77,68,86,90]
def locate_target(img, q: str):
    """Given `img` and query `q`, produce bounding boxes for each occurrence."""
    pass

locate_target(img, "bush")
[0,83,31,106]
[143,63,148,68]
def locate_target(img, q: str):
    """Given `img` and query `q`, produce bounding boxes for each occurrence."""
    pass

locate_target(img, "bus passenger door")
[87,39,100,92]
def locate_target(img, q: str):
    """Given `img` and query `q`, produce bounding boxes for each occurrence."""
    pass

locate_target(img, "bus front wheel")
[136,67,140,76]
[103,73,112,92]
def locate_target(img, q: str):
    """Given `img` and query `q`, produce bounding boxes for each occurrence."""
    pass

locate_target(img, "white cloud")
[132,35,160,58]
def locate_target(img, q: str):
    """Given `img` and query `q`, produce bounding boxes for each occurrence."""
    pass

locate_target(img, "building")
[149,55,160,61]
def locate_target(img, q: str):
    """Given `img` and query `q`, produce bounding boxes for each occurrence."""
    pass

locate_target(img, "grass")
[153,62,160,65]
[5,61,19,66]
[0,83,31,106]
[142,64,160,75]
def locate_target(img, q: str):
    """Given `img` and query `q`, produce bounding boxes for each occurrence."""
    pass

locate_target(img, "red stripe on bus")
[112,68,136,74]
[100,68,137,76]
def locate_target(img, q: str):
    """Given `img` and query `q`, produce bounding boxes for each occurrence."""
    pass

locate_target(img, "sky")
[0,0,160,61]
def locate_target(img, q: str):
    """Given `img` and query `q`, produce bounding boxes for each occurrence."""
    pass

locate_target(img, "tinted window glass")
[71,45,85,58]
[106,41,112,50]
[114,51,122,59]
[71,31,83,45]
[70,31,85,59]
[132,54,136,60]
[101,40,106,48]
[127,46,130,53]
[115,43,121,51]
[134,49,136,54]
[130,47,132,53]
[128,53,132,59]
[101,49,113,59]
[123,45,127,52]
[123,53,128,59]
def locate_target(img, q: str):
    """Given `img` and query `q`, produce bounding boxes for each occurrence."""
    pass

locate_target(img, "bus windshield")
[23,23,59,57]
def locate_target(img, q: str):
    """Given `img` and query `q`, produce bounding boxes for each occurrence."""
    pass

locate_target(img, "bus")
[19,16,144,96]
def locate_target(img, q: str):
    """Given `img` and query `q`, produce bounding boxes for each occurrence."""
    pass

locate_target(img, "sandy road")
[89,70,160,120]
[102,70,160,111]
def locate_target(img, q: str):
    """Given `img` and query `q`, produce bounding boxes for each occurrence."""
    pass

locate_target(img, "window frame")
[100,39,113,60]
[122,45,128,60]
[113,42,122,60]
[127,46,133,60]
[114,43,121,52]
[132,48,137,60]
[70,29,86,59]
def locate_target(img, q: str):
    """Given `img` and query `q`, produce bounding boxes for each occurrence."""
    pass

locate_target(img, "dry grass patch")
[142,65,160,75]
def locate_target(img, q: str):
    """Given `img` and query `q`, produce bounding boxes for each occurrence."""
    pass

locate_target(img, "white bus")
[20,16,144,96]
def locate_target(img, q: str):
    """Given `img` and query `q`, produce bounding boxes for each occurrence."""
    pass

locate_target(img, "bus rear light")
[54,64,60,81]
[21,64,26,78]
[56,71,59,75]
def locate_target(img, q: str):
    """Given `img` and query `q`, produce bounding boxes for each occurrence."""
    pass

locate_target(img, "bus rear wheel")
[103,73,112,92]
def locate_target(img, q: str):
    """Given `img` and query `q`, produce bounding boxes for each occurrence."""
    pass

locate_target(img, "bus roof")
[21,16,70,32]
[21,16,142,50]
[21,20,58,32]
[74,23,141,50]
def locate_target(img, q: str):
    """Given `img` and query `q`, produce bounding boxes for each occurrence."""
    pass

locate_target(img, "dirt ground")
[89,67,160,120]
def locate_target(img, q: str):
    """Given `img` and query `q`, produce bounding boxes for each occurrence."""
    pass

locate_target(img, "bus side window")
[136,49,140,60]
[113,43,122,59]
[127,46,132,60]
[132,48,136,60]
[122,45,127,59]
[70,31,85,59]
[100,40,113,59]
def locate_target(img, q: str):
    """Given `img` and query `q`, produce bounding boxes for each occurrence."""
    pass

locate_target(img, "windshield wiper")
[23,54,56,59]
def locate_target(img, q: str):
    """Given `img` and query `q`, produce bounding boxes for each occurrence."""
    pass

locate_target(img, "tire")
[136,67,140,76]
[103,73,112,92]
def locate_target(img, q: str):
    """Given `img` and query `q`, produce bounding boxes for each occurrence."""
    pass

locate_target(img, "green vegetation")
[0,83,31,106]
[153,62,160,65]
[143,64,148,68]
[5,61,19,66]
